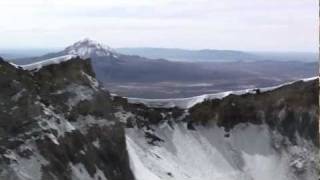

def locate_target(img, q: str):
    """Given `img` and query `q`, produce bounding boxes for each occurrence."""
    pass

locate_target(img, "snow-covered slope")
[117,77,319,180]
[18,55,77,71]
[126,123,316,180]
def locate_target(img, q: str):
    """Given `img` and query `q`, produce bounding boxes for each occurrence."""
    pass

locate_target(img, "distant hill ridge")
[116,47,258,62]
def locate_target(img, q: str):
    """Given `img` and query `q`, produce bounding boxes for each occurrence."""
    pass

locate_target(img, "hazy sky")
[0,0,318,52]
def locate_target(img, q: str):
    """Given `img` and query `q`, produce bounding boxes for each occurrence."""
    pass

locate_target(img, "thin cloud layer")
[0,0,317,51]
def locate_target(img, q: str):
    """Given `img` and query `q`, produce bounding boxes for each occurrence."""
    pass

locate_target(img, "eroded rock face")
[114,78,319,180]
[188,80,319,145]
[0,56,318,180]
[0,57,134,180]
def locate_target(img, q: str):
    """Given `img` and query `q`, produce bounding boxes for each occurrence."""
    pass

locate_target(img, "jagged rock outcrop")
[114,78,319,180]
[0,55,318,180]
[0,57,134,180]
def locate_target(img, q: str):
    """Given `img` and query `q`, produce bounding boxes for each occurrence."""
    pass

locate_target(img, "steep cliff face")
[115,79,319,180]
[0,56,318,180]
[0,57,134,180]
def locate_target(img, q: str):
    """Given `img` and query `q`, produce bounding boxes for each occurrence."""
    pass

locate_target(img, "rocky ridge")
[0,56,318,180]
[0,57,133,180]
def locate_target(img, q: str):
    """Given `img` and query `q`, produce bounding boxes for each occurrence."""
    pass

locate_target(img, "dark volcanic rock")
[188,80,319,145]
[0,54,318,180]
[113,78,318,146]
[0,57,134,180]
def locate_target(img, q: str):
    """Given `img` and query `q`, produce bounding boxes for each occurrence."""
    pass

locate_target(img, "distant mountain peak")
[64,38,117,58]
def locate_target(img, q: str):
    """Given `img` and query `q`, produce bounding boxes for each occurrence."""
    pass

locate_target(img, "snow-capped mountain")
[14,39,316,99]
[0,55,318,180]
[16,38,118,62]
[63,38,117,59]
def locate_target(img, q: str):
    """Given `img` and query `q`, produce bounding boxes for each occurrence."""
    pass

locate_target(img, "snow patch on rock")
[69,163,107,180]
[71,115,115,134]
[1,145,49,180]
[38,103,76,137]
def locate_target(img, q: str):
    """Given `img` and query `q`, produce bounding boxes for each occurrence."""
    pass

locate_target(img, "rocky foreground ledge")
[0,56,318,180]
[0,57,134,180]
